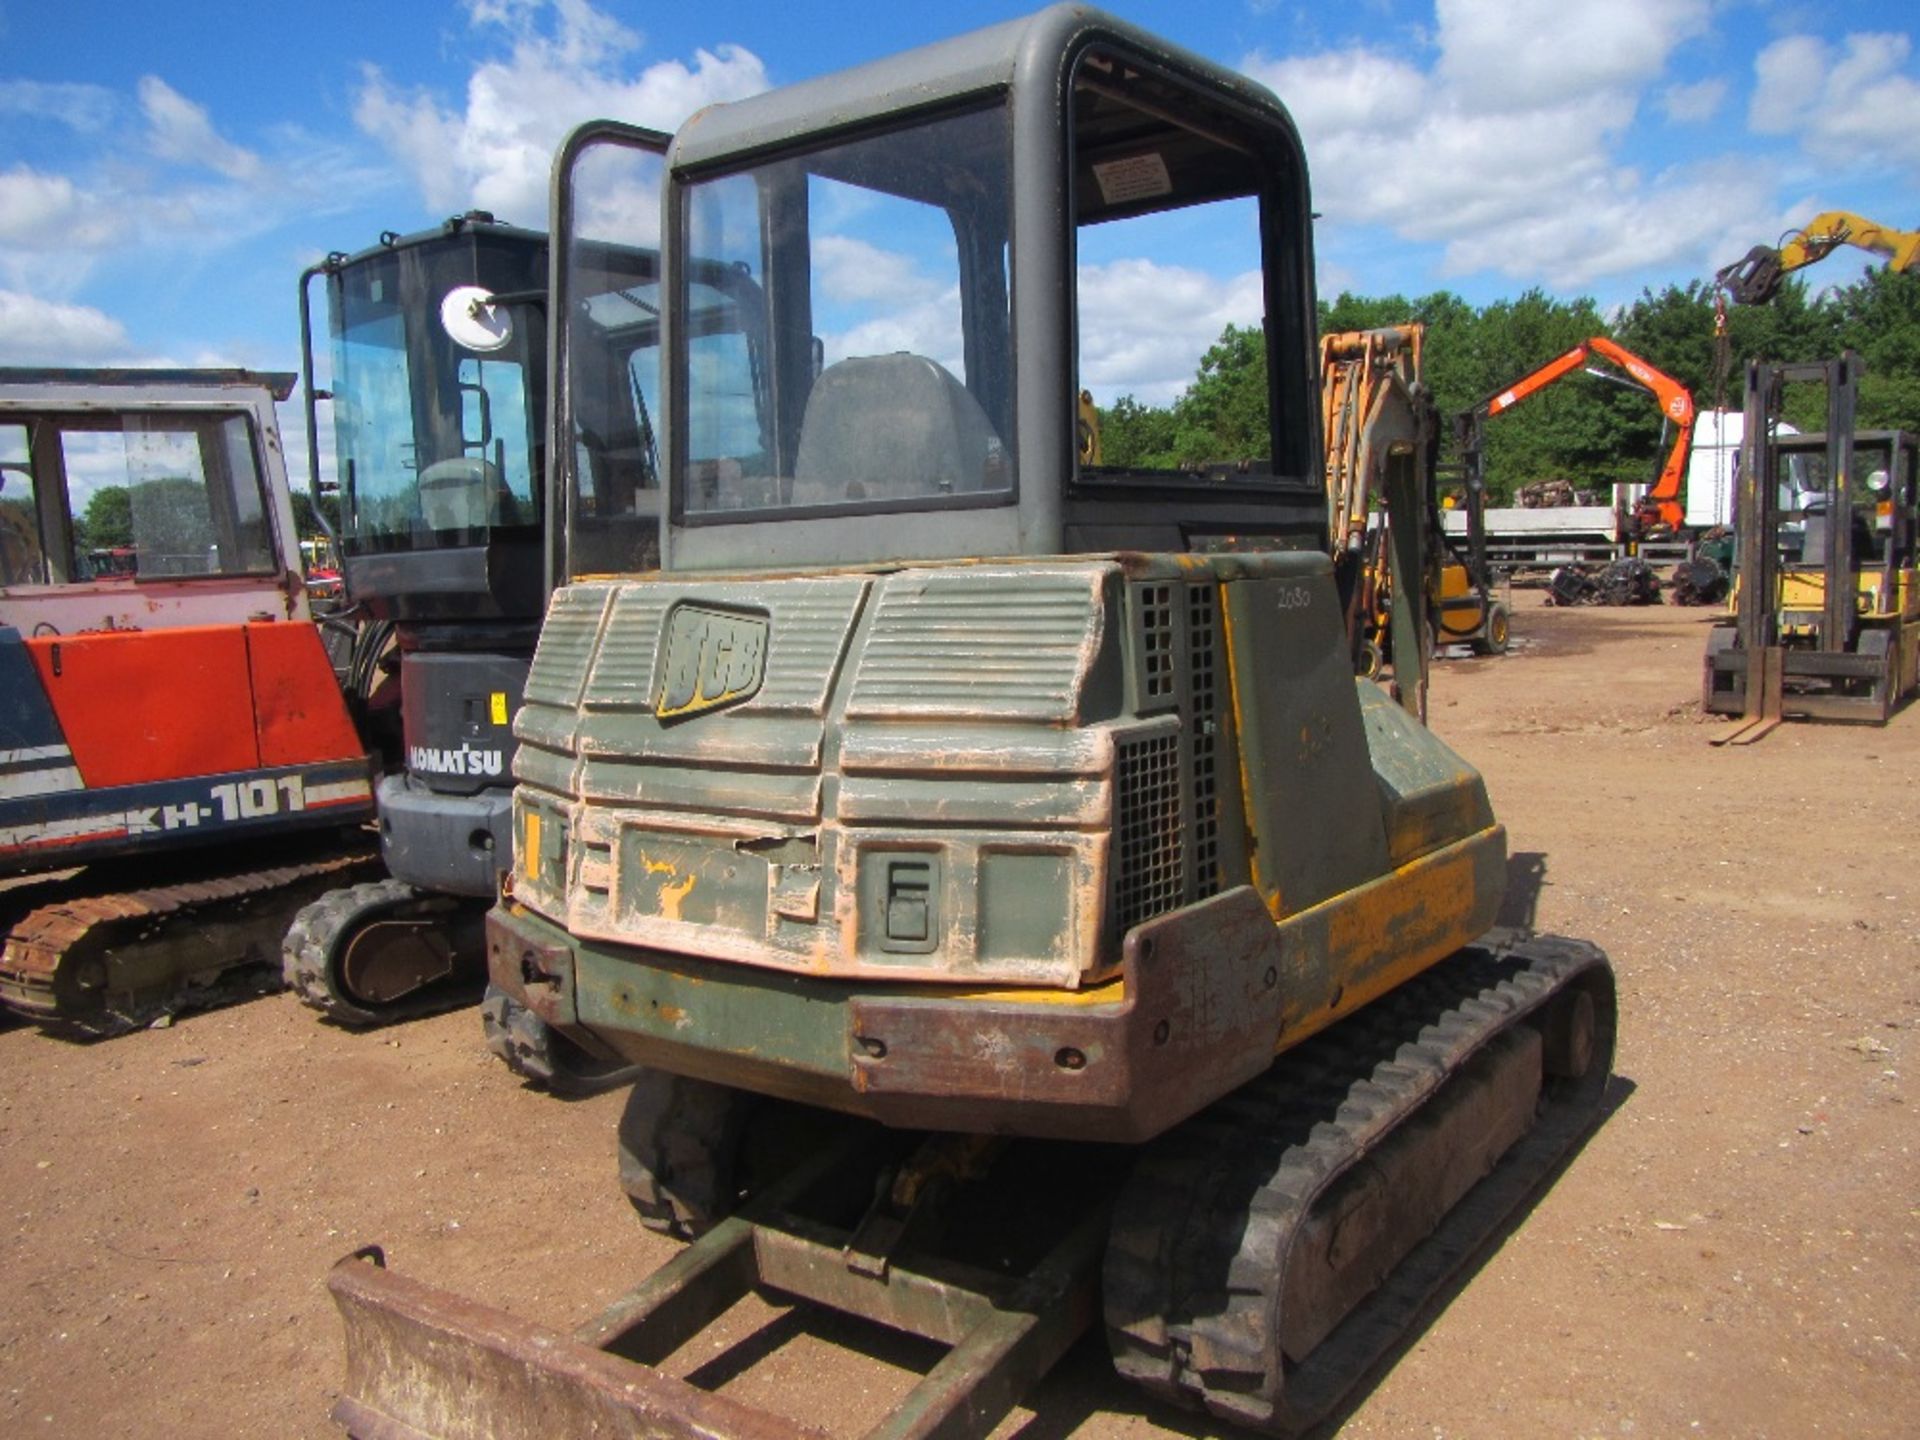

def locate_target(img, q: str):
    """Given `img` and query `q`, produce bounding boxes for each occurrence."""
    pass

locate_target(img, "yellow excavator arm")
[1717,211,1920,305]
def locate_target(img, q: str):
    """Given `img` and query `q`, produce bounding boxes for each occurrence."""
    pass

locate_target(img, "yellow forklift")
[1704,353,1920,739]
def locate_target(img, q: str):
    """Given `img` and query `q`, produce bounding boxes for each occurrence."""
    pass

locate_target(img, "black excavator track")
[285,884,640,1093]
[1104,931,1616,1435]
[0,836,381,1037]
[282,879,489,1027]
[479,983,645,1096]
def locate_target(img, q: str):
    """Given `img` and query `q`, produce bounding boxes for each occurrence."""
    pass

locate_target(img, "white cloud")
[138,76,265,183]
[1748,35,1828,137]
[0,167,121,297]
[814,236,945,307]
[355,0,769,225]
[825,289,966,374]
[1244,0,1761,289]
[1660,78,1726,124]
[0,167,83,246]
[810,236,964,371]
[0,290,133,365]
[0,86,381,351]
[0,80,116,132]
[1750,33,1920,175]
[1078,261,1265,404]
[1435,0,1711,110]
[1440,161,1774,288]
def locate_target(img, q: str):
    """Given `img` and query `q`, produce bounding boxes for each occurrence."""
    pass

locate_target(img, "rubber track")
[1103,931,1616,1435]
[616,1069,757,1239]
[282,878,485,1027]
[2,846,378,1036]
[480,983,644,1097]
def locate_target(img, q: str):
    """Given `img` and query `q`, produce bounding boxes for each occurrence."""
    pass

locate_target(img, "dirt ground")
[1,597,1914,1439]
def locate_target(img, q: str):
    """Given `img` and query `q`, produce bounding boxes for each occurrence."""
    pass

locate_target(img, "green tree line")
[1097,269,1920,504]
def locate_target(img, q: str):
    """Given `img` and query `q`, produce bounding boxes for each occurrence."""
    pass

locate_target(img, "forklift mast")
[1704,351,1920,734]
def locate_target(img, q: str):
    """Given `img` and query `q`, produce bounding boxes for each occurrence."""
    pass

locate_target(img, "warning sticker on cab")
[1092,153,1173,206]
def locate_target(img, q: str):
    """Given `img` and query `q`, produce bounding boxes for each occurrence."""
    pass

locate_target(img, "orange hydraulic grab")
[1472,335,1696,535]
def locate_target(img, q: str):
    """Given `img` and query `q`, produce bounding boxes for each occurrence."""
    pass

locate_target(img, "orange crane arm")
[1589,337,1694,530]
[1467,336,1696,531]
[1481,345,1591,419]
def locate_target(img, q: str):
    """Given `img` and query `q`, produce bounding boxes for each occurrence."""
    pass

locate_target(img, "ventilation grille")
[1188,583,1221,899]
[1115,578,1226,934]
[1138,583,1175,699]
[1114,731,1183,932]
[850,569,1103,721]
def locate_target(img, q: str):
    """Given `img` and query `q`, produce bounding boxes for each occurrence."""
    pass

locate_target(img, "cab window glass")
[52,413,274,580]
[0,422,43,585]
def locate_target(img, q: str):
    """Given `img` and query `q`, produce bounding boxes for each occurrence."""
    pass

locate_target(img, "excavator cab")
[314,216,549,579]
[0,371,376,1030]
[554,32,1324,586]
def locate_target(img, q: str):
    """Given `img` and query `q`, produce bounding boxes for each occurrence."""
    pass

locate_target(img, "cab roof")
[668,3,1302,175]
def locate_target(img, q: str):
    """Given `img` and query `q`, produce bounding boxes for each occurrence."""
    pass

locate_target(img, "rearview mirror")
[440,286,514,353]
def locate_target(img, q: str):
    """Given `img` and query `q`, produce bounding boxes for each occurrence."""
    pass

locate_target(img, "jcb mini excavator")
[326,8,1617,1436]
[0,369,377,1033]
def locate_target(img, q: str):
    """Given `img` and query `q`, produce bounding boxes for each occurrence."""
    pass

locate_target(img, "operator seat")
[419,457,520,530]
[793,353,1001,502]
[1797,507,1877,566]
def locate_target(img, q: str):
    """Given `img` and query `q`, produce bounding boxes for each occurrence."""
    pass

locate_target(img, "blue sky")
[3,0,1919,420]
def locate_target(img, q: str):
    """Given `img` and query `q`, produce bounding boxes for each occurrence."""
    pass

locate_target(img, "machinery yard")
[1,596,1912,1439]
[3,2,1918,1436]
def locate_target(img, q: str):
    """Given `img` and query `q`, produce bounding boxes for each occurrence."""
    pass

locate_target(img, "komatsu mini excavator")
[0,369,377,1033]
[282,215,643,1089]
[326,8,1617,1436]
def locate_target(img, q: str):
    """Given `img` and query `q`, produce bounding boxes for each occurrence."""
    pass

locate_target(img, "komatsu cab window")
[0,410,274,584]
[327,234,543,553]
[675,103,1014,519]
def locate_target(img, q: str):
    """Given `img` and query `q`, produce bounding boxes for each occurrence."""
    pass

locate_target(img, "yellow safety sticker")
[523,810,541,877]
[490,691,508,726]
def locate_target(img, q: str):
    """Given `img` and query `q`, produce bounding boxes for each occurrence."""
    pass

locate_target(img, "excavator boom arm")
[1717,211,1920,305]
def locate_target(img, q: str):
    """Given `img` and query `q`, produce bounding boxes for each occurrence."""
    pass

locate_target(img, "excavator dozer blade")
[327,1246,818,1440]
